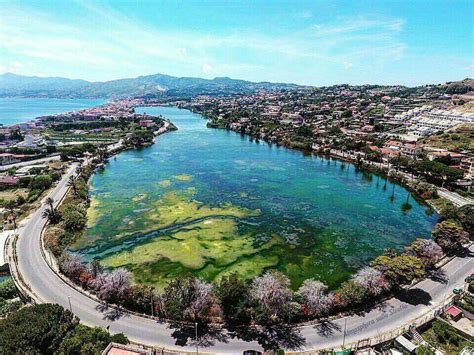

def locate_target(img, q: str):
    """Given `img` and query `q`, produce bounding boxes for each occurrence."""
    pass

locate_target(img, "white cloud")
[0,1,409,84]
[202,64,212,75]
[342,61,353,69]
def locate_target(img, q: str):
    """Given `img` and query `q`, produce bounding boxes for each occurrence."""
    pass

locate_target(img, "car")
[453,288,463,294]
[464,273,474,283]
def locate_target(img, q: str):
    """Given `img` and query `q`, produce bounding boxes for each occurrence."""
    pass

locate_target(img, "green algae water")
[75,106,437,289]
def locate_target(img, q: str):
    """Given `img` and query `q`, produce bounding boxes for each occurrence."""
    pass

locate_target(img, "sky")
[0,0,473,86]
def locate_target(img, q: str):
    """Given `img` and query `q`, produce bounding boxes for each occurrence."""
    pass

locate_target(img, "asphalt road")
[437,188,474,207]
[14,164,474,353]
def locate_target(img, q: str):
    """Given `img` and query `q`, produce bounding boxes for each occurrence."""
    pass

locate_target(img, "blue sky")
[0,0,472,86]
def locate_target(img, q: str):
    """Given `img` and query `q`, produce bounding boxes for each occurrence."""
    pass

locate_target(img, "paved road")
[437,188,473,207]
[13,165,474,353]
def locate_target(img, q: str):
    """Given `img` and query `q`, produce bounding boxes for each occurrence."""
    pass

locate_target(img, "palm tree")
[42,197,61,224]
[67,176,78,196]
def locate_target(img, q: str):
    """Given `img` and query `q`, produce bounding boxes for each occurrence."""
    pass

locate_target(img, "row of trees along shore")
[42,148,473,330]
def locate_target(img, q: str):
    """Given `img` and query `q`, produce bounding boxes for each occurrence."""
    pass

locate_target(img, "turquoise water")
[78,106,437,289]
[0,98,105,126]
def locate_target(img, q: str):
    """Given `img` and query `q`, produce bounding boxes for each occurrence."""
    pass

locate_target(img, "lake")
[75,106,437,289]
[0,97,105,126]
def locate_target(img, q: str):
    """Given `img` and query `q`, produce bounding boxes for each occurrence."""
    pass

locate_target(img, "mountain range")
[0,72,302,99]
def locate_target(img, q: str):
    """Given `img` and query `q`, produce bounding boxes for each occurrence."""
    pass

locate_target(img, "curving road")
[13,163,474,353]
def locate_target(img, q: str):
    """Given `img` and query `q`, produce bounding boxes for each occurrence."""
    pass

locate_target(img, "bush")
[18,176,32,188]
[57,324,127,354]
[44,225,66,256]
[29,175,53,191]
[0,278,18,299]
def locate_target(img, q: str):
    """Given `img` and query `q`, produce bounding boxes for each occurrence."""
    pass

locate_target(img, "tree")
[405,239,443,268]
[432,220,469,254]
[297,279,333,318]
[62,204,87,232]
[29,175,53,191]
[216,274,252,325]
[352,266,389,296]
[335,280,368,307]
[57,324,128,354]
[67,176,78,196]
[42,197,61,224]
[184,279,217,321]
[372,255,425,286]
[440,204,474,236]
[161,276,217,322]
[59,254,90,286]
[250,271,293,322]
[0,304,78,354]
[90,268,132,304]
[125,284,157,315]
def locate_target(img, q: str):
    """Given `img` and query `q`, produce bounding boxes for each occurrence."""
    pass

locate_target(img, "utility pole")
[195,322,198,355]
[151,293,154,317]
[342,317,348,349]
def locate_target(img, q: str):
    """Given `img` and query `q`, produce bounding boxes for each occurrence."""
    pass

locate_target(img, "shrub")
[372,254,425,286]
[0,278,17,299]
[432,220,469,254]
[29,175,53,191]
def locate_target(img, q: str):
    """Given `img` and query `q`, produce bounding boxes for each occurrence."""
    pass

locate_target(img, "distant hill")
[0,72,302,99]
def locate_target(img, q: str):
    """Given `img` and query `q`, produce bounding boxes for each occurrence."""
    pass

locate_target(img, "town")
[165,80,474,205]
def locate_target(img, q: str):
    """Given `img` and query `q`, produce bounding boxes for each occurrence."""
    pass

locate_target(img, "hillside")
[0,72,301,99]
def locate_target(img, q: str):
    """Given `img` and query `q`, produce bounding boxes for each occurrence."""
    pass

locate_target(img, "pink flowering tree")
[250,271,294,323]
[405,238,443,268]
[184,279,216,321]
[90,268,132,304]
[297,279,333,318]
[352,266,389,297]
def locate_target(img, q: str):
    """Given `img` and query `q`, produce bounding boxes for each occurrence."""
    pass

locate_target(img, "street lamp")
[195,322,198,354]
[342,317,348,349]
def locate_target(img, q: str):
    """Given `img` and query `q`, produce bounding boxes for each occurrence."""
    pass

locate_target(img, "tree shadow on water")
[168,321,229,348]
[395,288,432,306]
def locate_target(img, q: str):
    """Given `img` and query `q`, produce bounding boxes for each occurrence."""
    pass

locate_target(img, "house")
[427,151,466,164]
[138,120,156,128]
[0,153,23,165]
[445,305,464,321]
[15,135,46,150]
[394,335,418,354]
[101,342,152,355]
[0,176,19,186]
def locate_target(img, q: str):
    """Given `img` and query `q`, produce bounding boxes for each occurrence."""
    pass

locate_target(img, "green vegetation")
[0,304,128,355]
[0,277,22,317]
[0,162,67,226]
[421,319,473,354]
[422,124,474,153]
